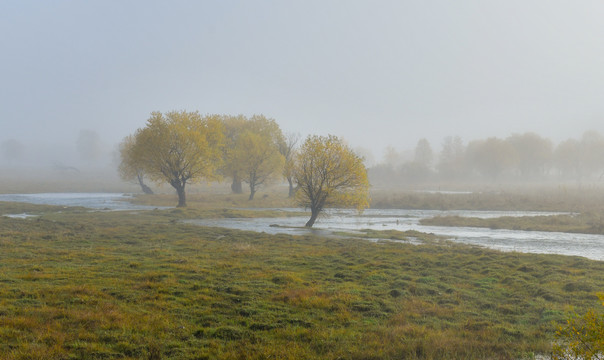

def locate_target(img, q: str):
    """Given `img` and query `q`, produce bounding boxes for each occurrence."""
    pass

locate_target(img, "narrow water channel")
[1,193,601,261]
[0,193,162,211]
[185,208,604,261]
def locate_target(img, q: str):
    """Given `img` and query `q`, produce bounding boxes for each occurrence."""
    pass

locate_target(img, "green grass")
[420,212,604,234]
[1,203,604,359]
[370,186,604,212]
[333,229,443,243]
[130,189,296,209]
[132,184,604,212]
[372,187,604,235]
[154,206,307,220]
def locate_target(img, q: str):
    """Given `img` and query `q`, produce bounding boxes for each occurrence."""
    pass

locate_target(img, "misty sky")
[3,1,604,164]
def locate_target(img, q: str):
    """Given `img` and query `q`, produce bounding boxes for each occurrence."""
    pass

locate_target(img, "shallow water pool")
[185,208,604,261]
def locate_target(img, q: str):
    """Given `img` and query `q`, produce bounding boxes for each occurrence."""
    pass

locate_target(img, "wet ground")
[1,193,602,261]
[185,208,604,261]
[0,192,162,211]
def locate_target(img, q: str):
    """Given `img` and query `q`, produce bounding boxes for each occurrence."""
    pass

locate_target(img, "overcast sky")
[3,1,604,163]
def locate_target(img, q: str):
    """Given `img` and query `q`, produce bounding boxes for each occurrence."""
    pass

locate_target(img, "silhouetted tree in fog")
[554,131,604,180]
[414,138,433,168]
[383,145,406,168]
[506,132,553,179]
[554,138,582,179]
[580,130,604,178]
[279,132,300,197]
[394,138,434,183]
[438,136,466,180]
[466,137,515,180]
[399,161,433,183]
[118,134,154,194]
[220,115,248,194]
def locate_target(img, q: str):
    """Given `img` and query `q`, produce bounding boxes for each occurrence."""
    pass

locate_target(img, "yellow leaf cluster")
[293,135,369,226]
[227,115,284,182]
[221,115,285,198]
[553,293,604,359]
[117,134,141,182]
[121,111,225,206]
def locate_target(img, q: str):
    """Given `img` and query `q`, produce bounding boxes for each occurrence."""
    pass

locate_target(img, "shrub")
[553,293,604,359]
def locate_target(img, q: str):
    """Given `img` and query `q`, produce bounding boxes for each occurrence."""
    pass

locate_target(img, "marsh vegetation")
[0,187,604,359]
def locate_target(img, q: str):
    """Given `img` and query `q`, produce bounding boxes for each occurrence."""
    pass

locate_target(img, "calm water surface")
[0,193,161,211]
[185,208,604,261]
[1,193,601,261]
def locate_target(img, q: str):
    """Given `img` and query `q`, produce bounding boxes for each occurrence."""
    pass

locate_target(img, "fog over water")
[3,1,604,171]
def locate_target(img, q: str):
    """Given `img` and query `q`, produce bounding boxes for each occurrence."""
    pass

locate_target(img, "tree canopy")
[554,293,604,359]
[117,134,153,194]
[222,115,285,200]
[219,115,248,194]
[293,135,369,227]
[279,132,300,197]
[123,111,225,207]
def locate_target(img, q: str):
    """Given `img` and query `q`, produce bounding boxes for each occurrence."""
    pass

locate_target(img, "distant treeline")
[370,131,604,185]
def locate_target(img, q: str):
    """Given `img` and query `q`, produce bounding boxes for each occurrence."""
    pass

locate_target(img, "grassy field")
[370,184,604,212]
[129,190,295,210]
[1,200,604,359]
[372,185,604,234]
[420,213,604,235]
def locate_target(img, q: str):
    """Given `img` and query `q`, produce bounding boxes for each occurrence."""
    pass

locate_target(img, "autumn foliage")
[293,135,369,227]
[554,293,604,360]
[120,112,369,209]
[223,115,285,200]
[120,111,225,207]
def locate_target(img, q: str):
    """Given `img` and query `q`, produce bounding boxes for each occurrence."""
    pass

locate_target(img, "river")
[184,208,604,261]
[0,192,162,211]
[1,193,602,261]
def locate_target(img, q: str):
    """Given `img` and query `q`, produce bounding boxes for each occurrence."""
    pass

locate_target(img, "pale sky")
[2,1,604,164]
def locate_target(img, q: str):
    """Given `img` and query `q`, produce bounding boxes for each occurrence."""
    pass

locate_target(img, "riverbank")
[2,192,603,260]
[421,213,604,235]
[371,185,604,212]
[0,202,603,359]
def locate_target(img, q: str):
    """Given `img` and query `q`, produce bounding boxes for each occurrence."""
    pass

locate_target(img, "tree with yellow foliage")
[293,135,369,227]
[279,132,300,197]
[219,115,248,194]
[224,115,285,200]
[124,111,224,207]
[118,134,154,194]
[554,293,604,359]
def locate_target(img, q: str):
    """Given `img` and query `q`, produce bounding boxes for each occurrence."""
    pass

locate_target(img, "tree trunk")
[137,174,154,194]
[287,177,295,197]
[141,183,154,195]
[175,184,187,207]
[248,182,256,200]
[231,176,243,194]
[305,208,320,227]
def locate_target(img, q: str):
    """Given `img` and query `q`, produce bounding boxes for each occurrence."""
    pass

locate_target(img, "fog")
[368,131,604,190]
[3,1,604,190]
